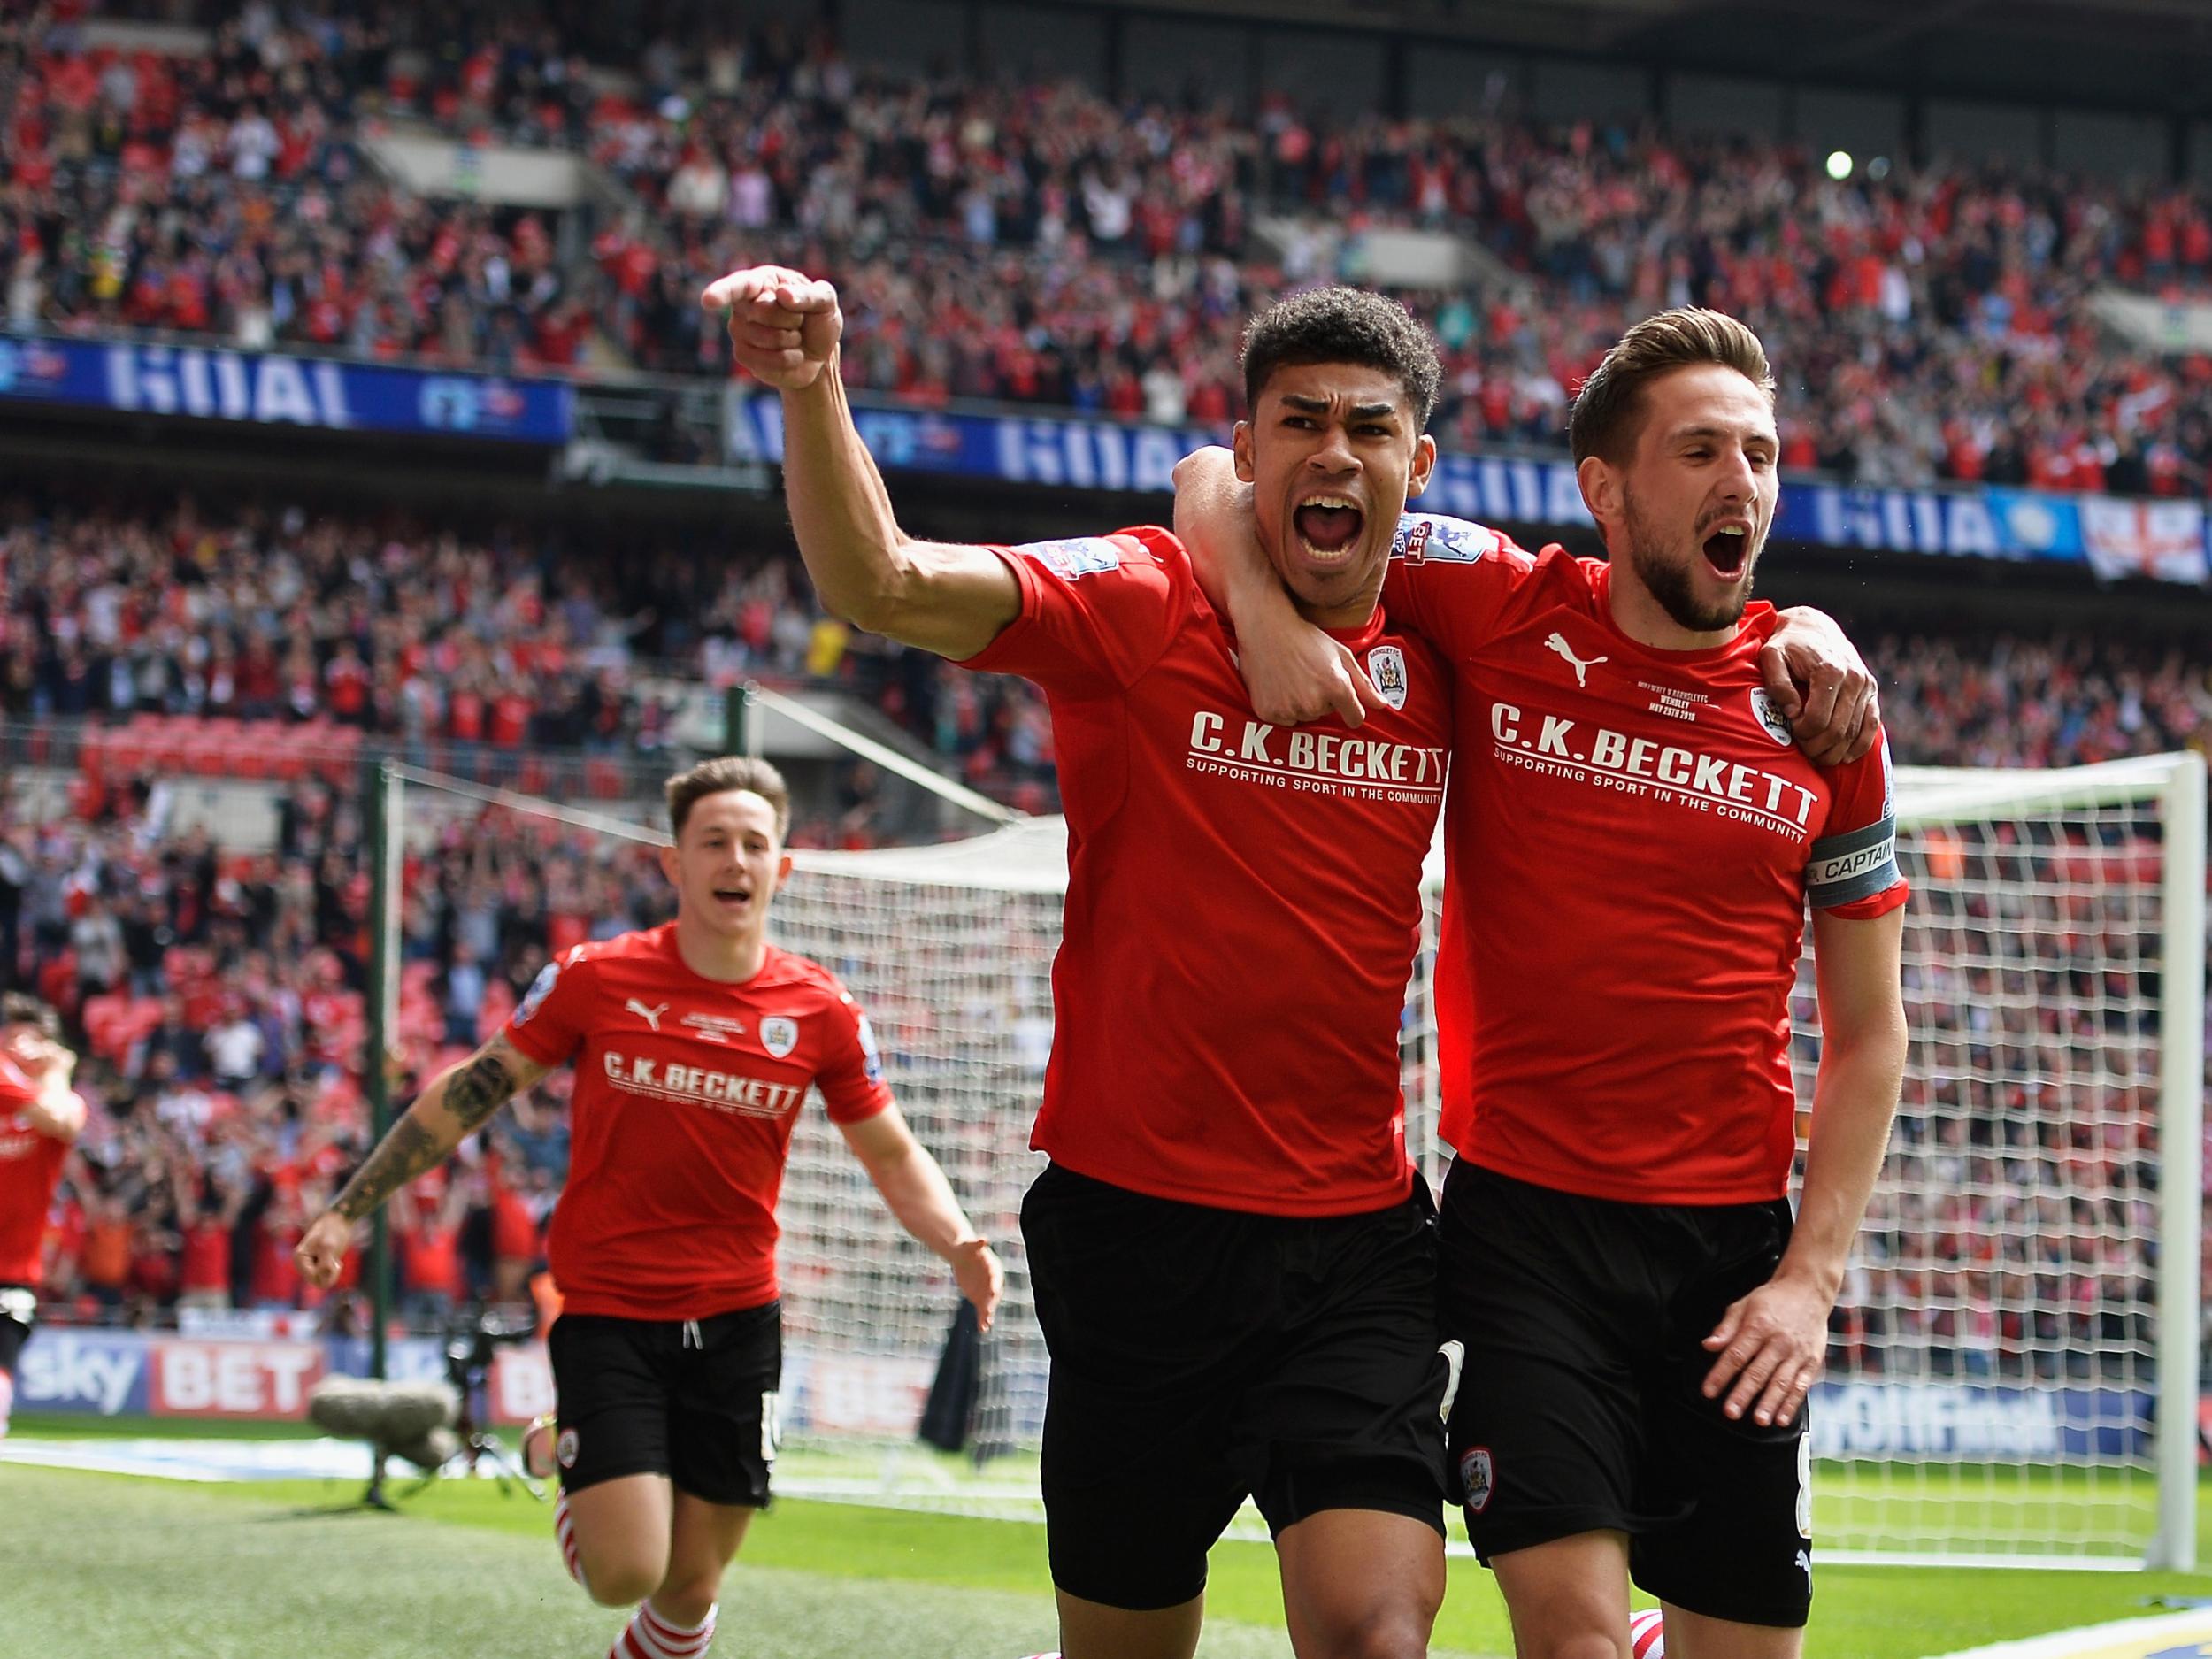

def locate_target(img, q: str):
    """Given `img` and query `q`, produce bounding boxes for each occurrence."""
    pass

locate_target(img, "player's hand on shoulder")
[952,1237,1004,1333]
[1761,607,1878,766]
[295,1210,355,1291]
[1248,626,1388,729]
[702,264,844,391]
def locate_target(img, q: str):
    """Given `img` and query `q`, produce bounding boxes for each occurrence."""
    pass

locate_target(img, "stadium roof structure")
[1095,0,2212,118]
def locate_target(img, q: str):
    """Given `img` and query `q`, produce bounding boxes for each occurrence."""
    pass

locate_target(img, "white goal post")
[772,754,2205,1569]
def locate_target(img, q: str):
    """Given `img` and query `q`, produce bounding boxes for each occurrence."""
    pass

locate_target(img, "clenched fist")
[702,265,843,391]
[295,1210,356,1290]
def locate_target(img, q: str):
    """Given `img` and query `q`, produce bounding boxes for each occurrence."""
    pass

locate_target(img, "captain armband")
[1807,815,1900,908]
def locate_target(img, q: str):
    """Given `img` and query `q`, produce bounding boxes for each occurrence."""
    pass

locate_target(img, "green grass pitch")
[5,1416,2210,1657]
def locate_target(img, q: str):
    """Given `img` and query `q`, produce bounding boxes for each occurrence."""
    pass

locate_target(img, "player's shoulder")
[1732,602,1785,647]
[557,923,673,973]
[1389,511,1540,572]
[1004,526,1184,581]
[754,947,867,1018]
[515,924,666,1013]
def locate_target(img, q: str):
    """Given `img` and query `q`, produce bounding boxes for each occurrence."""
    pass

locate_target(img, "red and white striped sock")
[552,1488,589,1594]
[608,1599,717,1659]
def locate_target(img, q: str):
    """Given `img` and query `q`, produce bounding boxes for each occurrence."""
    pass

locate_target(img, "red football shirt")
[0,1056,73,1286]
[959,527,1451,1216]
[504,925,892,1320]
[1388,517,1909,1204]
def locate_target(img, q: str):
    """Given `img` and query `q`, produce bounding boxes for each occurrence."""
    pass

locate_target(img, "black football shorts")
[0,1284,34,1378]
[546,1299,781,1507]
[1023,1162,1451,1612]
[1438,1160,1813,1629]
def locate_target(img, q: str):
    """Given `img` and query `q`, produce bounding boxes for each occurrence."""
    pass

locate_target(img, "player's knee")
[1299,1586,1440,1659]
[578,1547,663,1609]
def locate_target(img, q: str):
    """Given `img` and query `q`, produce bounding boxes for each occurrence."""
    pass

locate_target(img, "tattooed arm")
[296,1031,552,1289]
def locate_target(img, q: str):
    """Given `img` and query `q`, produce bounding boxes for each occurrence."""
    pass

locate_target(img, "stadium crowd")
[9,11,2212,495]
[0,490,1060,808]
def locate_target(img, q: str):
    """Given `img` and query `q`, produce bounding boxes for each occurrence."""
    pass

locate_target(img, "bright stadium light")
[1826,150,1854,180]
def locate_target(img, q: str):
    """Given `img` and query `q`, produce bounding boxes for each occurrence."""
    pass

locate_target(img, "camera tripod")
[449,1309,546,1502]
[394,1307,549,1503]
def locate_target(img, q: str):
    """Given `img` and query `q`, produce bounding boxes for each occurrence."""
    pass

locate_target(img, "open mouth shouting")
[1701,518,1755,581]
[1294,493,1366,565]
[710,882,755,918]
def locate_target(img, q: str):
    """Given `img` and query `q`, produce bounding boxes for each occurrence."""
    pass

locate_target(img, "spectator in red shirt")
[324,640,372,726]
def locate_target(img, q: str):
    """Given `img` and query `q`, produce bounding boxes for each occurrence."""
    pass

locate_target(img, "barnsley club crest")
[1458,1445,1494,1513]
[1366,645,1409,710]
[760,1017,799,1059]
[1749,686,1794,746]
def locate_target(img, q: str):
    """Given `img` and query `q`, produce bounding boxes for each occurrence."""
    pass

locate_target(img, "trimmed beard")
[1622,488,1756,634]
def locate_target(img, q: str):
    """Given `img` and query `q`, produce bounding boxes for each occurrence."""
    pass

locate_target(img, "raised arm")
[1701,905,1907,1427]
[296,1030,552,1287]
[703,265,1019,661]
[839,1104,1003,1332]
[1171,444,1382,726]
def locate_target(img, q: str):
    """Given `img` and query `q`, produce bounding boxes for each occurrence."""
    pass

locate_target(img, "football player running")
[0,993,88,1438]
[299,757,1001,1659]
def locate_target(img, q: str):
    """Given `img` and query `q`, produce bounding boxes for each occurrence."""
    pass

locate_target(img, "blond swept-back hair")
[665,755,791,841]
[1569,308,1776,465]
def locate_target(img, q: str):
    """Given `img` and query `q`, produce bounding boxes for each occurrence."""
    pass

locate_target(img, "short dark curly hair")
[1241,288,1440,427]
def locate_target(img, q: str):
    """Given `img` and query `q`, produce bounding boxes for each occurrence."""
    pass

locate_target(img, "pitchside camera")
[307,1303,546,1509]
[444,1304,536,1399]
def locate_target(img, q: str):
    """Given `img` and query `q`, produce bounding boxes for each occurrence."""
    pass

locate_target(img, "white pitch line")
[0,1436,489,1484]
[1924,1608,2212,1659]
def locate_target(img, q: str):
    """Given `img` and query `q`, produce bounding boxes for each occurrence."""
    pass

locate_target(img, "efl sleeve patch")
[1392,513,1494,565]
[1808,815,1900,908]
[1010,536,1125,580]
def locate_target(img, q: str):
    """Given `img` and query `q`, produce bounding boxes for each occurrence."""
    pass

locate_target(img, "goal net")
[772,752,2206,1568]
